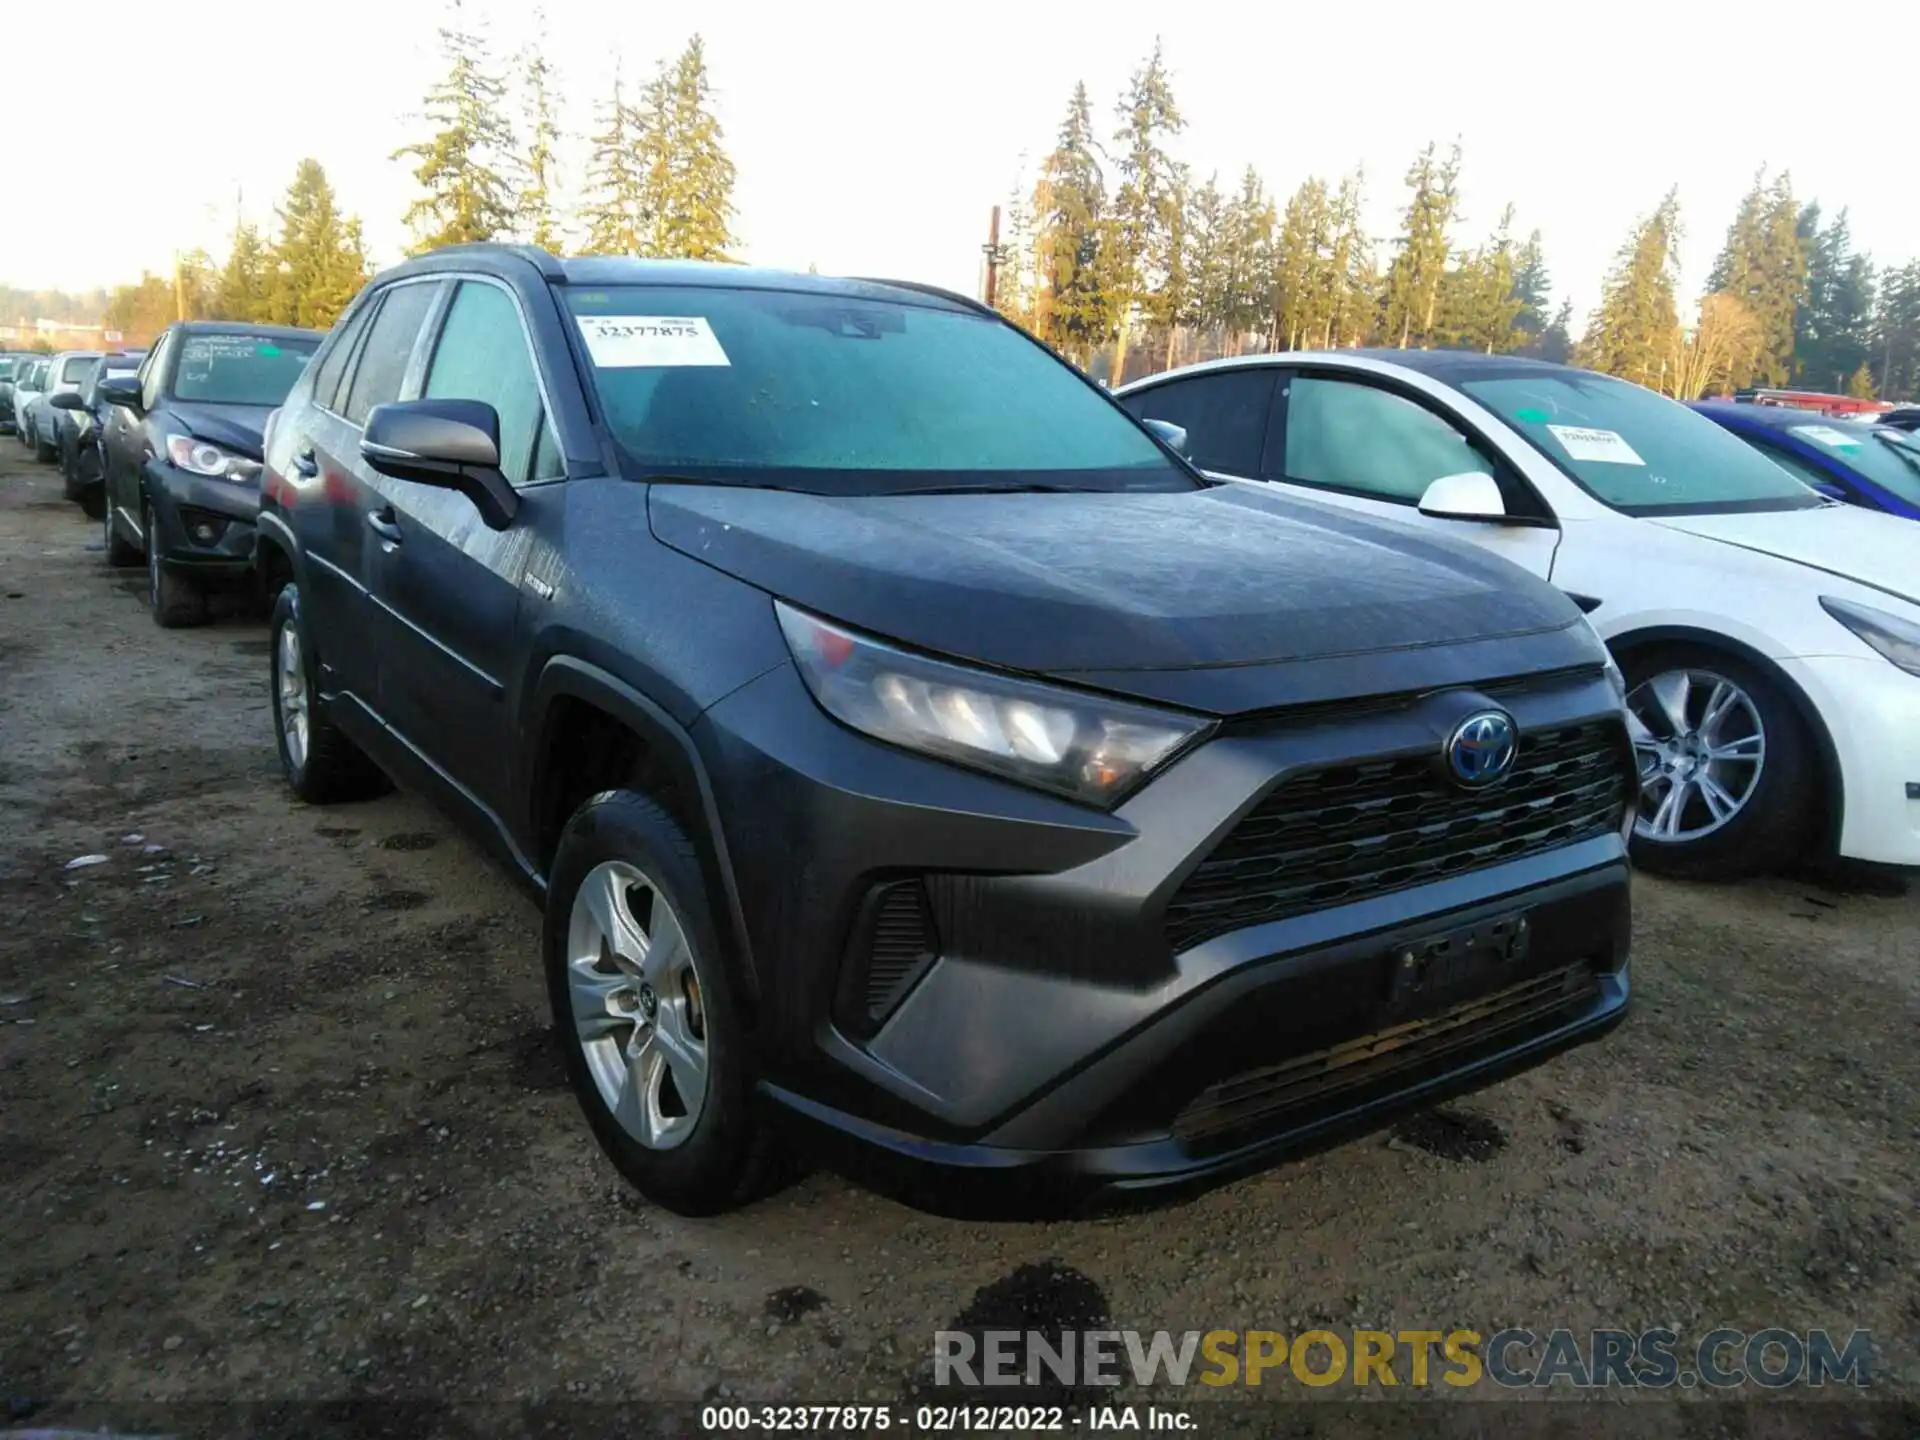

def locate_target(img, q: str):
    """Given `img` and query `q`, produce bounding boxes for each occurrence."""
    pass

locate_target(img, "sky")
[6,0,1919,328]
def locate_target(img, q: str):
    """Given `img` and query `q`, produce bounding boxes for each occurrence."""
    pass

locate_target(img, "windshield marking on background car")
[1464,372,1824,516]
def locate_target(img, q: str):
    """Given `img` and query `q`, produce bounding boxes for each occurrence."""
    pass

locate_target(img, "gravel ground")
[0,443,1915,1439]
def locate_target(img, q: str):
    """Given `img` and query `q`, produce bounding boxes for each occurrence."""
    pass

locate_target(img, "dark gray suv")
[257,244,1636,1216]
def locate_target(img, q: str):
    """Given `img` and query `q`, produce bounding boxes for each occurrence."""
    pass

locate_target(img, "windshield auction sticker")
[1790,425,1862,449]
[1545,424,1646,465]
[576,315,731,368]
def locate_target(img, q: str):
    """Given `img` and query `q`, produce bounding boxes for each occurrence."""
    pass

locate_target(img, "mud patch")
[478,1024,568,1093]
[314,826,361,847]
[917,1261,1110,1402]
[364,889,431,913]
[1391,1108,1506,1162]
[377,832,439,853]
[766,1285,828,1322]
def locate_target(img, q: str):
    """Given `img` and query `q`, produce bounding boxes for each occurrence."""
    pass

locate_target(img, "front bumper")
[144,459,259,575]
[695,659,1634,1209]
[1788,653,1920,866]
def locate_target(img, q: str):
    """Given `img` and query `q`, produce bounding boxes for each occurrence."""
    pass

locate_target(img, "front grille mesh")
[860,882,936,1024]
[1171,962,1600,1143]
[1165,721,1629,952]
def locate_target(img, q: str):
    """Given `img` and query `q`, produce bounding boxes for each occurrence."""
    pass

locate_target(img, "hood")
[1650,503,1918,606]
[649,481,1584,684]
[170,402,274,460]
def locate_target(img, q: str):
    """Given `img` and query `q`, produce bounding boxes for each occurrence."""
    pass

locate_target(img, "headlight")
[1820,596,1920,677]
[776,601,1212,807]
[167,434,261,483]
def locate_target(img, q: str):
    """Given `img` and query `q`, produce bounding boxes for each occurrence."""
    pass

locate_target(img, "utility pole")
[982,205,1005,310]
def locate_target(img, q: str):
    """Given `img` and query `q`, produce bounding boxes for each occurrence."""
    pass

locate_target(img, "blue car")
[1691,400,1920,521]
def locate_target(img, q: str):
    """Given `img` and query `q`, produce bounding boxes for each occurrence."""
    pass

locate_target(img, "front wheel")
[1620,645,1814,880]
[145,503,207,628]
[545,791,774,1216]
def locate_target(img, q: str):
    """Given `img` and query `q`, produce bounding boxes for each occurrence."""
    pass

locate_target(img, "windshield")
[0,359,13,380]
[171,334,319,406]
[1463,371,1825,515]
[564,284,1187,495]
[1776,420,1920,507]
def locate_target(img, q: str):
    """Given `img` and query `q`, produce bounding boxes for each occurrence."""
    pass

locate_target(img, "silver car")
[28,350,104,463]
[11,358,49,452]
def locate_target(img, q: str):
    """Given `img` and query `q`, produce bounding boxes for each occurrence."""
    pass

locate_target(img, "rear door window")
[342,282,441,427]
[1120,369,1277,477]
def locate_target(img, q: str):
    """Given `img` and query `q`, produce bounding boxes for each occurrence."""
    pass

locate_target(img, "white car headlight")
[1820,596,1920,678]
[167,433,261,483]
[776,601,1211,807]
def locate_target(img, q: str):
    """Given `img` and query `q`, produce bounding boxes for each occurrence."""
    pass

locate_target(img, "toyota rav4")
[257,245,1636,1216]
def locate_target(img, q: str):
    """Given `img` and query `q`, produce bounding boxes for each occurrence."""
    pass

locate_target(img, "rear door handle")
[366,508,403,544]
[292,447,318,479]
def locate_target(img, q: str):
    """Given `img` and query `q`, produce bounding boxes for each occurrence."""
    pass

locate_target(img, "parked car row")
[17,325,323,623]
[18,244,1916,1221]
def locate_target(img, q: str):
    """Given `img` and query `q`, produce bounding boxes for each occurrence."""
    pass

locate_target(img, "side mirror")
[1141,417,1190,458]
[361,398,519,530]
[98,374,142,413]
[1417,471,1508,522]
[49,390,86,410]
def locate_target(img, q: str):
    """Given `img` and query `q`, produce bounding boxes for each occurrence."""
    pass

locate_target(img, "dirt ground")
[1,442,1915,1439]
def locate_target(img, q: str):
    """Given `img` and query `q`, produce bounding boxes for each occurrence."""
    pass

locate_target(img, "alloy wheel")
[565,860,710,1150]
[1625,667,1765,842]
[276,622,310,772]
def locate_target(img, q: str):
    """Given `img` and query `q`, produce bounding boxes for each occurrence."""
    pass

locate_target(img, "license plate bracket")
[1382,910,1532,1016]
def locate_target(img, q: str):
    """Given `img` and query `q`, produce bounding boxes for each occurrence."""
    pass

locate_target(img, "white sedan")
[1117,351,1920,880]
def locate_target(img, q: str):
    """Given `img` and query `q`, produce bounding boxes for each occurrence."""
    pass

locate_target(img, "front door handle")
[292,447,319,479]
[366,508,403,544]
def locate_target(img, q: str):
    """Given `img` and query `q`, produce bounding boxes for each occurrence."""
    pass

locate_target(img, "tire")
[1619,643,1815,881]
[268,581,389,803]
[60,432,83,500]
[102,492,139,566]
[145,501,208,628]
[545,790,775,1216]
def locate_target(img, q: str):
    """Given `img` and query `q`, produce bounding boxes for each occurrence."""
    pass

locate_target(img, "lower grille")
[1171,962,1600,1144]
[838,880,938,1032]
[1166,720,1630,951]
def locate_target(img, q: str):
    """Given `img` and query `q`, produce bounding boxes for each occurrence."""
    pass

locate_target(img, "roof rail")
[849,276,996,317]
[409,242,568,282]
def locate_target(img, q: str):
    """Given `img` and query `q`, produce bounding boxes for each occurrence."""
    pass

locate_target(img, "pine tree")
[1219,166,1274,353]
[1324,170,1374,349]
[1872,261,1920,399]
[1707,168,1807,388]
[1536,299,1575,364]
[1029,82,1107,361]
[264,160,371,330]
[1155,166,1192,368]
[1381,141,1462,349]
[1182,173,1229,346]
[213,221,270,323]
[636,36,738,262]
[578,68,647,256]
[1511,229,1552,339]
[1846,361,1876,399]
[1271,177,1330,351]
[395,4,516,253]
[1576,188,1683,389]
[1795,208,1877,391]
[1444,204,1525,354]
[511,9,564,251]
[993,165,1034,327]
[1105,40,1185,381]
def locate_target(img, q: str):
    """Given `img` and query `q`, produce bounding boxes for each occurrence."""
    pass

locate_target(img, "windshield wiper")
[883,481,1116,496]
[1872,429,1920,473]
